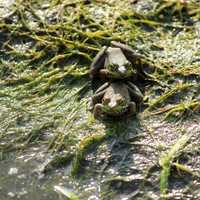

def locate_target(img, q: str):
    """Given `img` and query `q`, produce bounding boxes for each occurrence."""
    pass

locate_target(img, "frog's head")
[107,61,136,78]
[102,93,128,114]
[105,47,136,79]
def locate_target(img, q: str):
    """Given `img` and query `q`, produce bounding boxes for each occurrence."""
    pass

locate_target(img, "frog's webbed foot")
[93,104,104,118]
[90,46,108,78]
[127,102,136,116]
[127,81,143,103]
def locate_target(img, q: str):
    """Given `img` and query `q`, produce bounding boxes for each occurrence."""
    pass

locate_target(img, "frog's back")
[106,47,128,66]
[110,82,130,98]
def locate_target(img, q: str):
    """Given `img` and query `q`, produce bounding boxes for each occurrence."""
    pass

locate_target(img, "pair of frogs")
[89,41,146,118]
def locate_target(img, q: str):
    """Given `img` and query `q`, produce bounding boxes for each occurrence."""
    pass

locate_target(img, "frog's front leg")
[127,81,143,103]
[95,82,110,94]
[90,46,108,78]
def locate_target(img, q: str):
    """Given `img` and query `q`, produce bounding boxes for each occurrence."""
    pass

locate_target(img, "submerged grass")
[159,132,191,199]
[71,133,106,177]
[146,83,194,112]
[0,0,200,199]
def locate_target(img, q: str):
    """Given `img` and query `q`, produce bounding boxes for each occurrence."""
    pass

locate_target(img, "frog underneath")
[89,81,143,118]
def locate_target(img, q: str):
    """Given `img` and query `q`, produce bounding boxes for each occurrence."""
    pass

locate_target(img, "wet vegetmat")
[0,0,200,199]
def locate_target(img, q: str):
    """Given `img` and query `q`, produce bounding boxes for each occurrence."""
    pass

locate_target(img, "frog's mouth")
[102,103,128,115]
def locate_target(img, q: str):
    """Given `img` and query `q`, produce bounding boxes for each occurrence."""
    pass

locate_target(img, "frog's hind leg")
[90,46,108,78]
[90,82,109,108]
[127,81,143,103]
[88,87,107,111]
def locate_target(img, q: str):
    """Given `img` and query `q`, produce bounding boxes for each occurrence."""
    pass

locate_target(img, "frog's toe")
[127,102,136,116]
[88,98,94,111]
[93,104,103,118]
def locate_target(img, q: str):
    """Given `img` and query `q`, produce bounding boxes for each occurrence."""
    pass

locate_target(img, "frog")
[89,81,143,118]
[90,41,147,81]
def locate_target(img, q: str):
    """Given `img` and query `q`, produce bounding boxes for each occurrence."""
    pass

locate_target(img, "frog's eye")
[112,65,119,71]
[116,96,124,104]
[125,61,132,68]
[103,97,110,104]
[107,64,113,72]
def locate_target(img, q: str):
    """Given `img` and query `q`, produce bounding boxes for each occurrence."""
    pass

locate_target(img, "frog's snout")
[118,65,127,74]
[108,101,117,109]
